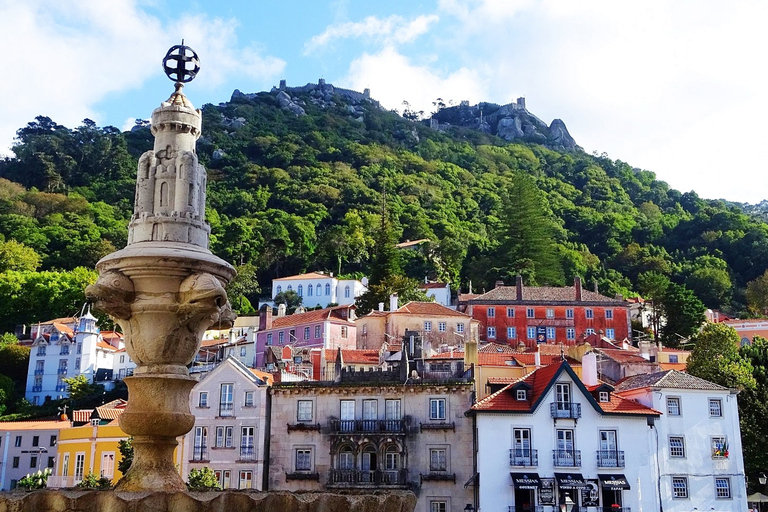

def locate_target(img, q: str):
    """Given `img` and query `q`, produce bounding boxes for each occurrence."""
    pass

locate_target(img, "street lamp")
[464,504,475,512]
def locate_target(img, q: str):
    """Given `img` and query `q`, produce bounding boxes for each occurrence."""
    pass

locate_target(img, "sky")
[0,0,766,203]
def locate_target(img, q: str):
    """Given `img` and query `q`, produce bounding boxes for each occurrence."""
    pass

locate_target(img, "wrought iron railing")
[328,468,407,486]
[329,419,405,434]
[552,449,581,466]
[239,446,256,460]
[509,448,538,467]
[550,402,581,419]
[596,450,625,468]
[508,506,544,512]
[219,402,234,417]
[192,445,208,461]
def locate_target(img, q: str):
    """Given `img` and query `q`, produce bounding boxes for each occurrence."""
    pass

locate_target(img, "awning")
[554,473,588,489]
[598,474,631,490]
[510,473,541,490]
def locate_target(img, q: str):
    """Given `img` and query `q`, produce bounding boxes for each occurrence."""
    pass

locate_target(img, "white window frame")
[516,389,527,401]
[430,501,448,512]
[508,326,517,339]
[297,400,313,422]
[526,308,535,318]
[672,476,688,499]
[527,327,536,340]
[314,325,321,338]
[606,328,615,340]
[566,327,575,340]
[605,309,613,319]
[487,327,496,339]
[438,322,446,333]
[669,436,686,458]
[546,308,555,319]
[599,391,609,402]
[244,391,254,407]
[424,321,432,332]
[709,398,723,417]
[711,436,728,459]
[295,448,313,472]
[239,470,253,489]
[507,307,515,318]
[304,327,310,340]
[487,307,495,318]
[198,392,208,408]
[667,397,681,416]
[429,398,447,421]
[546,327,556,339]
[456,323,464,333]
[715,477,731,499]
[585,308,594,319]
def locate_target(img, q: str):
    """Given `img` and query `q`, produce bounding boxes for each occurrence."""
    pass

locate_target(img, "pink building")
[254,305,357,368]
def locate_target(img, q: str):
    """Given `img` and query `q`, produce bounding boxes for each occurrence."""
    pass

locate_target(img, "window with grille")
[438,322,446,332]
[669,436,685,457]
[526,308,535,318]
[527,327,536,339]
[546,308,554,319]
[605,309,613,319]
[487,327,496,339]
[507,308,515,318]
[566,309,574,319]
[516,389,527,401]
[508,327,517,339]
[585,309,594,319]
[715,477,731,498]
[672,477,688,498]
[456,323,464,333]
[606,328,615,340]
[424,321,432,332]
[430,502,447,512]
[487,307,495,318]
[239,471,253,489]
[709,398,722,417]
[314,325,321,338]
[667,397,681,416]
[567,328,575,340]
[304,327,310,340]
[244,391,254,407]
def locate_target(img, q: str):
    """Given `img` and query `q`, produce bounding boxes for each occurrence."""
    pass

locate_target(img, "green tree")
[738,336,768,487]
[117,437,133,475]
[368,202,401,286]
[495,173,564,286]
[186,467,222,491]
[0,240,41,272]
[687,323,755,389]
[746,270,768,317]
[0,344,30,387]
[637,271,671,340]
[226,263,260,315]
[659,283,706,345]
[63,374,104,400]
[0,332,19,347]
[273,290,302,314]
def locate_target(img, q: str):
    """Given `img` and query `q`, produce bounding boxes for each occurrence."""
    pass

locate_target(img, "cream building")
[357,299,479,351]
[269,377,475,512]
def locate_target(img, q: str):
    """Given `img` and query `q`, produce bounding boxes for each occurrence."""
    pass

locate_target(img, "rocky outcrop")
[430,100,580,151]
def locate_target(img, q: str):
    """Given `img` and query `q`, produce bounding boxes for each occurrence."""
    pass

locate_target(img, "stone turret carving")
[86,43,235,492]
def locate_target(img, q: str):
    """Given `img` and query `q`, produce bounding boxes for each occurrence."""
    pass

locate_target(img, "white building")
[25,312,134,405]
[183,357,270,490]
[272,272,367,309]
[614,370,747,511]
[0,419,69,490]
[470,355,660,512]
[419,281,452,307]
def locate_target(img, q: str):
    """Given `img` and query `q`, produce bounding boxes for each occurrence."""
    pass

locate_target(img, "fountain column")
[86,43,235,492]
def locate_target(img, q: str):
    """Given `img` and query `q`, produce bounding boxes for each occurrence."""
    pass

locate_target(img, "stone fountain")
[85,43,236,492]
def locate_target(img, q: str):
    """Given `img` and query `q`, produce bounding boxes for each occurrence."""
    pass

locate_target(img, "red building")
[459,276,631,348]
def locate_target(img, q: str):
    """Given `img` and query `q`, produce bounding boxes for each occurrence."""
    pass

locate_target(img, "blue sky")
[0,0,766,202]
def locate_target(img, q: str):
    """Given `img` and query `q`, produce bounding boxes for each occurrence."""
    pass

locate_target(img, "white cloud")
[305,14,439,54]
[0,0,284,155]
[343,46,486,117]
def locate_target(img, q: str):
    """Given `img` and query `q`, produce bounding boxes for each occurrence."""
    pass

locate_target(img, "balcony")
[550,402,581,419]
[329,419,406,434]
[239,446,256,461]
[509,507,544,512]
[328,469,408,487]
[509,448,538,467]
[552,449,581,467]
[219,402,234,417]
[596,450,625,468]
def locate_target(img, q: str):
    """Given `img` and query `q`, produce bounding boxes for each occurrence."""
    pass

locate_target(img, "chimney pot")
[495,280,504,288]
[516,275,524,301]
[389,293,398,311]
[574,276,583,301]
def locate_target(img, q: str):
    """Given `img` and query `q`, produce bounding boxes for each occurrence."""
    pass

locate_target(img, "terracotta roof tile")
[271,306,355,329]
[96,341,118,351]
[0,420,70,431]
[324,349,380,365]
[597,349,653,364]
[39,317,77,325]
[420,282,449,289]
[659,362,688,371]
[274,272,331,281]
[479,342,517,353]
[428,351,465,360]
[614,369,727,392]
[394,302,468,318]
[53,323,74,335]
[250,369,274,385]
[598,394,662,415]
[470,286,625,304]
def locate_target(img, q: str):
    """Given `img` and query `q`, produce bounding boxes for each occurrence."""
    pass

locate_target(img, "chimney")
[495,280,504,288]
[516,275,523,300]
[582,351,598,386]
[594,281,599,293]
[534,348,541,367]
[638,339,650,360]
[378,302,385,312]
[389,293,399,311]
[464,338,478,367]
[259,304,273,331]
[574,276,582,301]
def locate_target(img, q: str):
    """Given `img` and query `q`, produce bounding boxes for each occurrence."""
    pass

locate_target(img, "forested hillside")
[1,87,768,337]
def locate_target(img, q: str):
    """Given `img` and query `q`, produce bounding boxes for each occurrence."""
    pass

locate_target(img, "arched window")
[276,285,282,294]
[345,285,351,298]
[384,445,400,471]
[325,283,331,296]
[338,446,354,470]
[159,182,168,207]
[361,445,377,482]
[287,285,292,291]
[298,285,303,297]
[308,284,313,296]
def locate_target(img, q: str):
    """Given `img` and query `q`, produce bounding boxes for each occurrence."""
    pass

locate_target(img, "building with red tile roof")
[356,298,480,352]
[459,276,631,348]
[469,356,660,512]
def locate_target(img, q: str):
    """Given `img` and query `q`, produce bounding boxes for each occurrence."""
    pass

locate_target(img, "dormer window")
[599,391,610,403]
[516,389,527,401]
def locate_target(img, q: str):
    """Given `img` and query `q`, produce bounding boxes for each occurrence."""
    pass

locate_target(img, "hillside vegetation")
[1,87,767,336]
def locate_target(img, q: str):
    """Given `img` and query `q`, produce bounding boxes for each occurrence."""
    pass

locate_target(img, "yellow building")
[51,414,184,488]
